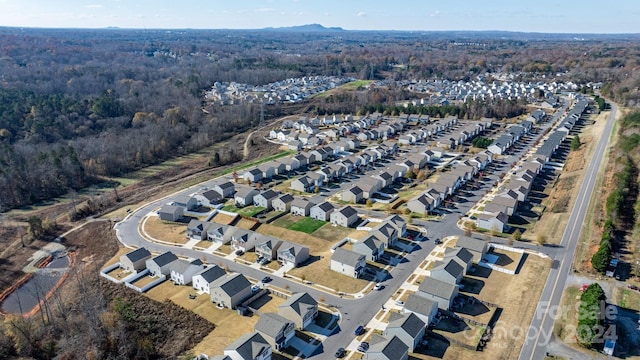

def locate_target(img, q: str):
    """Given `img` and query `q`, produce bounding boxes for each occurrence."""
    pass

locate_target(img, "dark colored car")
[261,276,272,283]
[357,341,369,352]
[354,325,365,335]
[335,347,346,358]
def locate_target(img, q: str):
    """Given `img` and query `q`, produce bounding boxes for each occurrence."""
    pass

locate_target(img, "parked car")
[261,276,272,283]
[235,249,244,256]
[395,300,405,306]
[354,325,365,336]
[357,341,369,352]
[374,283,384,291]
[335,348,346,358]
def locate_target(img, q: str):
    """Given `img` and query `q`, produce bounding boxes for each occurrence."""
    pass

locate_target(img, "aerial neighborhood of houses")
[104,80,599,359]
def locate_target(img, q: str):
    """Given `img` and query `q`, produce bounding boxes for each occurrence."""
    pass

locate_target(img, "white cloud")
[357,11,366,17]
[256,8,275,12]
[85,4,103,8]
[429,10,440,17]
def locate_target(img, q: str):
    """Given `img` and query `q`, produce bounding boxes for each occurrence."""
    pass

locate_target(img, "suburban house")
[158,204,184,222]
[210,273,252,309]
[384,312,427,351]
[193,189,224,207]
[330,248,366,279]
[145,251,179,277]
[253,189,280,210]
[231,228,256,252]
[366,334,409,360]
[173,194,198,211]
[254,313,295,351]
[407,194,436,215]
[213,181,236,198]
[310,201,335,221]
[341,186,364,204]
[223,332,272,360]
[192,265,227,294]
[257,163,275,180]
[290,176,316,193]
[486,195,518,216]
[234,187,259,207]
[403,293,438,325]
[417,277,459,310]
[352,235,385,262]
[455,236,489,263]
[384,215,407,237]
[170,258,205,285]
[187,219,211,240]
[277,242,310,267]
[290,197,315,216]
[207,223,233,244]
[278,292,318,330]
[255,237,283,261]
[243,168,264,184]
[330,205,359,227]
[370,221,399,248]
[272,193,295,212]
[476,211,509,233]
[119,247,152,272]
[443,247,474,273]
[428,258,465,284]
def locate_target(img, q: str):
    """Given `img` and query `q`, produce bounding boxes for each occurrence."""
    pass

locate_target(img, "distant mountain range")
[262,24,345,32]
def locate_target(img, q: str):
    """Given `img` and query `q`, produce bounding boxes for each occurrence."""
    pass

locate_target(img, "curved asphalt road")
[519,103,618,360]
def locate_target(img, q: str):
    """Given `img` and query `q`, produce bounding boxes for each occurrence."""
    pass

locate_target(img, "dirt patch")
[142,217,189,244]
[211,212,238,225]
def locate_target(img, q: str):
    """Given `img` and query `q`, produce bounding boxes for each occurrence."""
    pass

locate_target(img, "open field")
[222,204,265,218]
[211,212,238,225]
[288,256,368,294]
[614,287,640,311]
[143,217,189,244]
[287,217,327,234]
[487,248,523,272]
[311,223,355,241]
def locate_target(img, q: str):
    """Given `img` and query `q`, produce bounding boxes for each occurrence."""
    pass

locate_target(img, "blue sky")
[0,0,638,33]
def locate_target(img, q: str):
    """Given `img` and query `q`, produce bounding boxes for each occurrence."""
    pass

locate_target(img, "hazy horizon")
[0,0,638,34]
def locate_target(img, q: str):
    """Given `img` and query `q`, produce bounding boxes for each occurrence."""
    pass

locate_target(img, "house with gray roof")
[187,219,211,240]
[207,223,233,244]
[234,187,259,207]
[243,168,264,184]
[254,313,295,351]
[403,293,438,325]
[341,186,364,204]
[443,247,474,273]
[278,292,318,330]
[428,258,464,284]
[330,248,366,278]
[255,237,283,262]
[170,258,205,285]
[210,273,252,309]
[158,204,183,222]
[290,176,315,193]
[366,334,409,360]
[173,194,198,211]
[193,189,224,207]
[231,229,257,252]
[352,235,385,262]
[384,215,407,237]
[486,196,517,216]
[330,205,359,227]
[272,193,294,212]
[384,312,427,351]
[407,193,436,215]
[119,247,152,272]
[476,211,509,233]
[223,332,271,360]
[277,242,310,267]
[145,251,179,278]
[213,181,236,198]
[455,236,488,263]
[290,197,315,216]
[310,201,335,221]
[253,189,280,210]
[192,265,226,294]
[417,276,459,310]
[370,221,399,248]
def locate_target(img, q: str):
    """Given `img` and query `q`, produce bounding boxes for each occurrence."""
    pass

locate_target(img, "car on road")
[434,238,442,245]
[354,325,365,336]
[357,341,369,352]
[374,283,383,291]
[335,348,346,358]
[261,276,272,283]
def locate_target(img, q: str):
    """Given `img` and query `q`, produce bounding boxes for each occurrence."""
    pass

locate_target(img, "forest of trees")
[0,27,639,210]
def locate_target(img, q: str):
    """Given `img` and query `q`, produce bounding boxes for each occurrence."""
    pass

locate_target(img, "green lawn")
[288,217,327,234]
[222,204,265,218]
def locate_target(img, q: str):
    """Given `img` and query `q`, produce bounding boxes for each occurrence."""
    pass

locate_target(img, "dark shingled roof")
[124,247,151,263]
